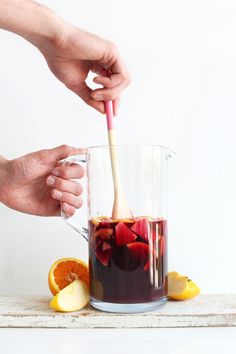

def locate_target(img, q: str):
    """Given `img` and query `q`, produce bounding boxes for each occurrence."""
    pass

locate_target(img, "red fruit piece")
[144,261,150,272]
[115,222,137,246]
[130,218,149,241]
[96,249,112,266]
[102,242,111,251]
[93,228,113,241]
[95,240,112,266]
[127,242,150,268]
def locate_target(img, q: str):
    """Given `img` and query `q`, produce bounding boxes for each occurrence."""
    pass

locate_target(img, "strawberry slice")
[130,218,149,241]
[115,222,137,246]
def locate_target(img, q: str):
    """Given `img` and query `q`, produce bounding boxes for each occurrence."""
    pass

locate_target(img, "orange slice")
[48,258,89,295]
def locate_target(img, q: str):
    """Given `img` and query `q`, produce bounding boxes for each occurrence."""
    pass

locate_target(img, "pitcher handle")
[60,153,88,242]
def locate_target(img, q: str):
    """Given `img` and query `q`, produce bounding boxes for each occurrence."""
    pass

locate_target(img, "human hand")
[0,1,130,114]
[40,25,131,115]
[0,145,85,217]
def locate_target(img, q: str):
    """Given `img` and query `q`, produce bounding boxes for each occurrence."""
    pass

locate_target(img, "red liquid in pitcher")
[89,217,167,304]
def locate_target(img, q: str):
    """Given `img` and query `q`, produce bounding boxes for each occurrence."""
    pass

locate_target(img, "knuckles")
[75,183,83,196]
[76,197,83,208]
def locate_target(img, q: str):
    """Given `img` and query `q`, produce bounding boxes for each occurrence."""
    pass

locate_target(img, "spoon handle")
[105,101,131,219]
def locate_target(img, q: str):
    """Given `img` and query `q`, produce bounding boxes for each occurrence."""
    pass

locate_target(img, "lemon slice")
[50,280,89,312]
[168,271,200,300]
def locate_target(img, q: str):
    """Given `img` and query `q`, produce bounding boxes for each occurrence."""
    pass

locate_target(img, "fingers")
[47,145,86,162]
[61,202,76,218]
[90,59,131,104]
[51,163,85,179]
[46,163,85,217]
[51,189,83,209]
[69,81,105,114]
[91,80,128,102]
[46,175,83,195]
[93,74,122,88]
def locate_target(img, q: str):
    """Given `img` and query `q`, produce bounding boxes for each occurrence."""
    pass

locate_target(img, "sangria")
[89,216,167,304]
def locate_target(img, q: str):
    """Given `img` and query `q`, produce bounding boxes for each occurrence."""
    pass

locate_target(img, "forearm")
[0,0,67,49]
[0,156,9,203]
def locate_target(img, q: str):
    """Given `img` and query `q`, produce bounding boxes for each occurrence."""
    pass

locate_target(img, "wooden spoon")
[105,100,132,219]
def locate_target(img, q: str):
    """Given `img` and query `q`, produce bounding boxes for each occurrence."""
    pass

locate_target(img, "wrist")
[0,0,69,51]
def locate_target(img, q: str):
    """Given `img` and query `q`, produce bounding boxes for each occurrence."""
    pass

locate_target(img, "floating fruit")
[102,242,111,251]
[115,222,137,246]
[50,280,89,312]
[95,240,112,266]
[168,271,200,300]
[48,258,89,295]
[127,242,150,268]
[130,218,149,241]
[90,216,110,226]
[93,228,113,241]
[112,245,139,271]
[112,218,134,223]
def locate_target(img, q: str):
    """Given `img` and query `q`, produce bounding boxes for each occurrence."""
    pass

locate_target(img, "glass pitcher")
[62,145,173,313]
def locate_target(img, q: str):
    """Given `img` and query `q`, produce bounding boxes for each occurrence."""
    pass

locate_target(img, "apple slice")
[50,280,89,312]
[112,245,140,271]
[115,222,137,246]
[102,242,111,251]
[127,242,150,268]
[96,248,112,266]
[95,240,112,266]
[130,218,149,241]
[93,228,113,242]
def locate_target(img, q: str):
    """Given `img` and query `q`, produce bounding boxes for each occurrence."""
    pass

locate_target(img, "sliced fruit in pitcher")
[130,218,149,241]
[95,240,112,266]
[93,228,113,241]
[102,242,111,251]
[113,242,151,271]
[127,242,150,268]
[115,222,137,246]
[96,249,112,266]
[112,245,140,271]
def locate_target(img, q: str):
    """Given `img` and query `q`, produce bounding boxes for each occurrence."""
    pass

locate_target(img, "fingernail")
[53,190,62,199]
[94,94,104,101]
[52,169,59,176]
[47,176,55,186]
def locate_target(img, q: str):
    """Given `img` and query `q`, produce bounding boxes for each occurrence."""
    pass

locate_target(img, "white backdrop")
[0,0,235,295]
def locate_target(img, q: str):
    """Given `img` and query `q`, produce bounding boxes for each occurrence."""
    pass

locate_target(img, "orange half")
[48,258,89,295]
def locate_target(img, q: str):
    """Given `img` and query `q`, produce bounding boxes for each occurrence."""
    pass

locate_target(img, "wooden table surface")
[0,294,235,328]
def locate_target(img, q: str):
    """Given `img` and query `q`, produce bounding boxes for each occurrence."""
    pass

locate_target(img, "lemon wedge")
[50,280,89,312]
[168,271,200,300]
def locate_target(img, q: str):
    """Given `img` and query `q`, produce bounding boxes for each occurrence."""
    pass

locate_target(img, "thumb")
[45,145,87,163]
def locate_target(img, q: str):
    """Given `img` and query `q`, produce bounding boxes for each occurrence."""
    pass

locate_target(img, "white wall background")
[0,0,235,295]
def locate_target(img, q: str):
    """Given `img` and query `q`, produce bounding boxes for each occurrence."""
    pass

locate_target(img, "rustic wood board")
[0,294,235,328]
